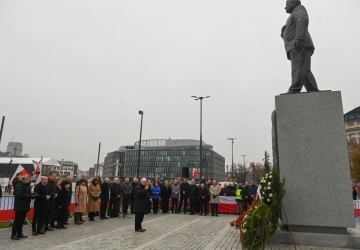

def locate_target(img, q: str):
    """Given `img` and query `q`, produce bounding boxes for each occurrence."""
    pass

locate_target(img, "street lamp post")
[226,165,229,180]
[228,138,237,181]
[137,110,144,179]
[241,154,247,183]
[191,96,210,181]
[0,116,5,146]
[96,142,101,177]
[191,95,210,180]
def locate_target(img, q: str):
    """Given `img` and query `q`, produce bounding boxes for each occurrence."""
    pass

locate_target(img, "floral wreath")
[231,168,285,250]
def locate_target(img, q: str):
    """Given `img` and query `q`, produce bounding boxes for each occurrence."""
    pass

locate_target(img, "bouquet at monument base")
[232,168,285,250]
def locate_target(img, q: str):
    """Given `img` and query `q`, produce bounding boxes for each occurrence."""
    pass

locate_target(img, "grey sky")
[1,0,359,171]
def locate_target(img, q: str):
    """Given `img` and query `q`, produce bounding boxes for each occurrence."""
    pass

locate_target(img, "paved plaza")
[0,213,359,250]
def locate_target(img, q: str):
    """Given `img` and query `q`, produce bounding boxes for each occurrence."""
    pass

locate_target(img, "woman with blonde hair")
[74,179,87,225]
[88,177,101,221]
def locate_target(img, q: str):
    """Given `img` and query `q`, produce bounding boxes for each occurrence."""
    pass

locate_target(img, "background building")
[89,162,104,178]
[103,139,225,181]
[6,142,23,157]
[345,106,360,142]
[42,160,79,179]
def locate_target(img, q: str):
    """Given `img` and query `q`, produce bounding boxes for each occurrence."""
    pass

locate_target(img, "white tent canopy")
[0,157,61,167]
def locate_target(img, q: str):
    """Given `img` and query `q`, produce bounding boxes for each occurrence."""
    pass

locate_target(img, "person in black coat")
[56,181,71,229]
[11,174,38,240]
[178,178,190,214]
[243,182,251,210]
[45,171,58,231]
[32,176,50,236]
[353,185,358,200]
[134,178,150,232]
[100,178,110,219]
[198,183,210,216]
[188,180,199,215]
[146,180,153,213]
[130,178,139,214]
[64,175,73,224]
[160,180,171,213]
[109,178,122,218]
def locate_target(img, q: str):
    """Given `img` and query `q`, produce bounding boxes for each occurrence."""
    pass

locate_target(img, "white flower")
[267,186,271,190]
[262,192,265,195]
[243,229,247,233]
[269,175,272,179]
[243,222,247,226]
[267,198,270,202]
[269,193,273,197]
[268,182,271,186]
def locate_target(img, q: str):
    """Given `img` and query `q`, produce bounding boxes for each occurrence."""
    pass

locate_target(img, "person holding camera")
[88,178,101,221]
[209,180,221,217]
[11,174,38,240]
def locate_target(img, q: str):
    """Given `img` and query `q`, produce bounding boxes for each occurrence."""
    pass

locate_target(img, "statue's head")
[285,0,301,14]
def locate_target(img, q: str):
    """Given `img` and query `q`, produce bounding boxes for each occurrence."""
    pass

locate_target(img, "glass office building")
[103,139,225,181]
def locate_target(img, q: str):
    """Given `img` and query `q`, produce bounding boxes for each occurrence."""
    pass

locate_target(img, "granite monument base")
[271,91,357,248]
[271,228,360,249]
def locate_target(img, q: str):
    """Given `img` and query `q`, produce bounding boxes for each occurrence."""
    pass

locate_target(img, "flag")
[33,157,43,184]
[10,165,29,187]
[192,168,199,177]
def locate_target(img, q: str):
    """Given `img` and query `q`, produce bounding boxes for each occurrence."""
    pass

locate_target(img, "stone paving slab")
[0,213,358,250]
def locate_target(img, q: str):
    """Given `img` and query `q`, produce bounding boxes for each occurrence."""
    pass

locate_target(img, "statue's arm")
[293,9,309,43]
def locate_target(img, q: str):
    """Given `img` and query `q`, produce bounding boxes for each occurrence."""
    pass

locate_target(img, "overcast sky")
[0,0,359,172]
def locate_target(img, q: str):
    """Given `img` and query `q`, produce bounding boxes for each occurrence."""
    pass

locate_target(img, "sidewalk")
[0,213,358,250]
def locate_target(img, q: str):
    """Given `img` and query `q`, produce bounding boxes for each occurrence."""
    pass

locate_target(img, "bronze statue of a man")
[281,0,319,94]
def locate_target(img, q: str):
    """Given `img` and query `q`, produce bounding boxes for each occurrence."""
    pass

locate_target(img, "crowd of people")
[8,170,261,239]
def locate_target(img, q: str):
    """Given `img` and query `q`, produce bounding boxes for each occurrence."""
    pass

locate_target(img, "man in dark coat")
[100,178,110,219]
[188,180,199,215]
[130,178,138,214]
[122,177,132,216]
[281,0,319,94]
[109,178,122,218]
[247,181,258,206]
[353,185,358,200]
[32,176,50,236]
[198,183,210,216]
[243,182,250,210]
[45,171,58,231]
[134,178,149,232]
[11,174,38,240]
[178,178,190,214]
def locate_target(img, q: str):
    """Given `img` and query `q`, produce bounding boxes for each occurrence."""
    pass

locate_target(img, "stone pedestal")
[271,91,358,248]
